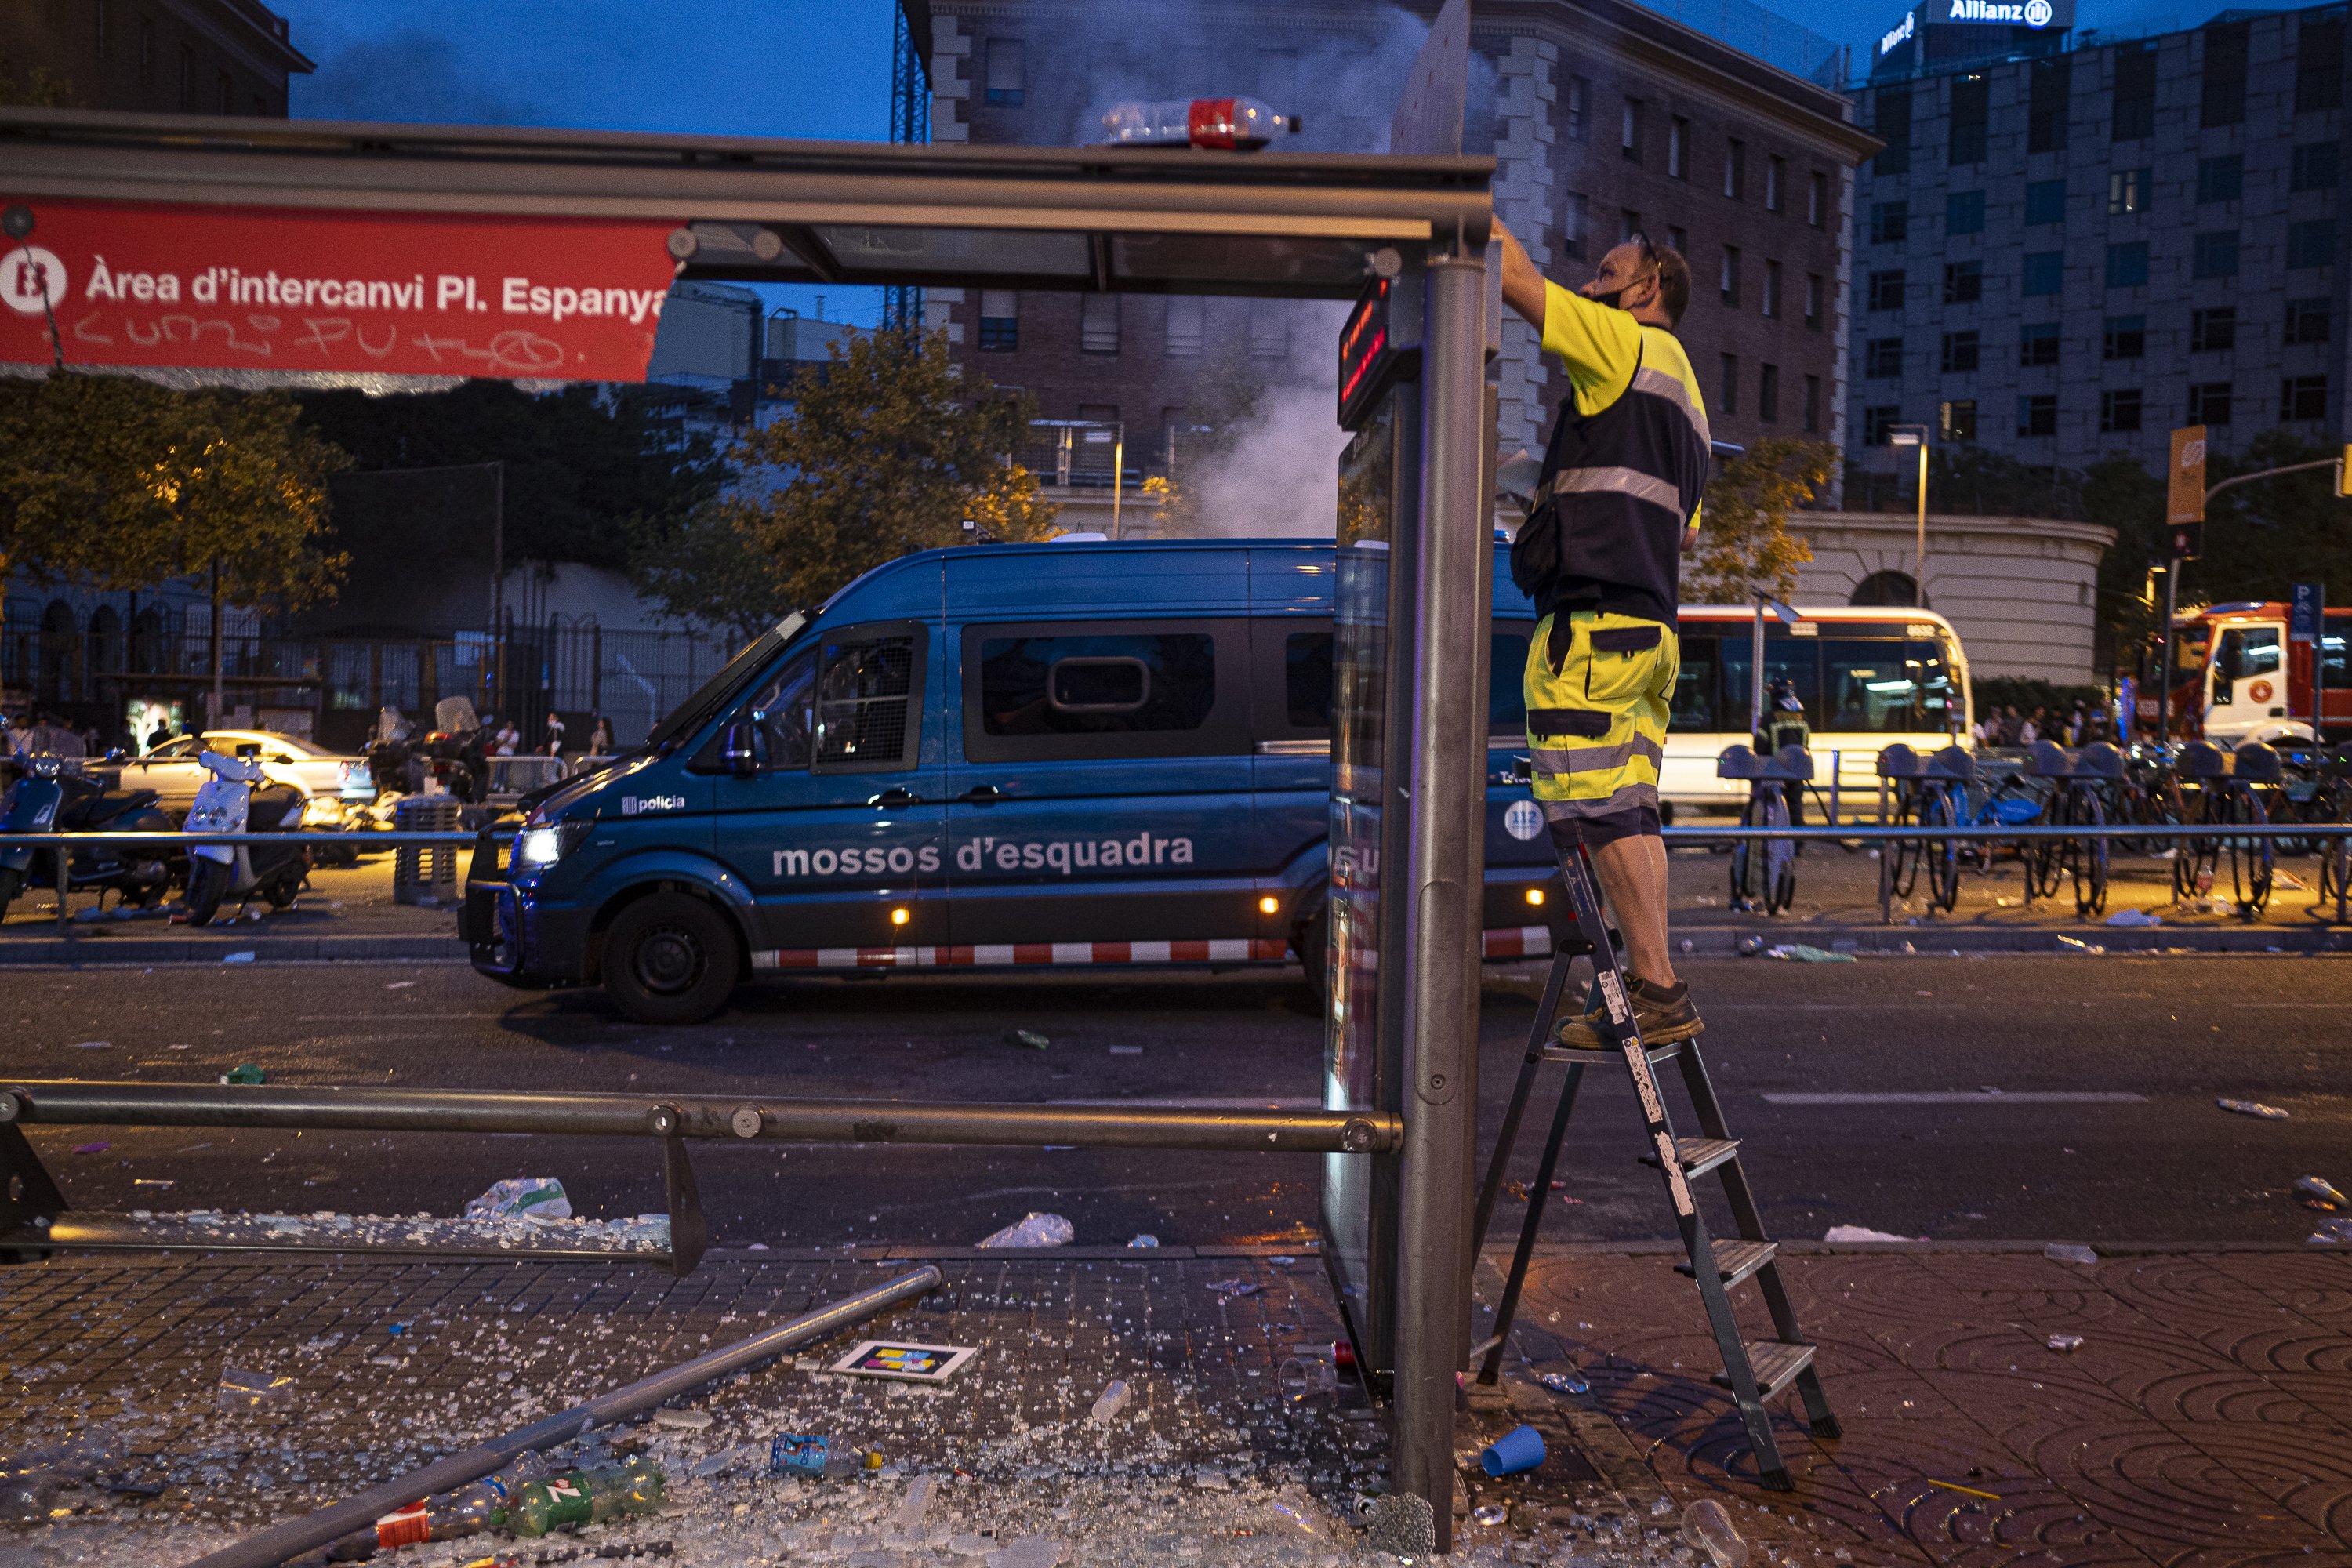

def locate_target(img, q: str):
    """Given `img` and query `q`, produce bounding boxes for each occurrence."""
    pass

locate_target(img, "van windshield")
[642,613,805,754]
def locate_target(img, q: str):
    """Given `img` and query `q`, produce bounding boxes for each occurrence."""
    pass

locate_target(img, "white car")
[115,730,375,820]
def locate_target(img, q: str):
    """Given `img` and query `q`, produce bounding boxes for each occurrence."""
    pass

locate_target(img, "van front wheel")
[603,892,740,1025]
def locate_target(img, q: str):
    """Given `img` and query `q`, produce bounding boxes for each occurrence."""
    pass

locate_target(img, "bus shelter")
[0,107,1496,1543]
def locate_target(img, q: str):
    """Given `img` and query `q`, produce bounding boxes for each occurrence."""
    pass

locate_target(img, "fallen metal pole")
[0,1083,1397,1155]
[184,1265,942,1568]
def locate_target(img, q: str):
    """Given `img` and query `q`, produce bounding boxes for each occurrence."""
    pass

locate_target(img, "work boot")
[1553,977,1704,1049]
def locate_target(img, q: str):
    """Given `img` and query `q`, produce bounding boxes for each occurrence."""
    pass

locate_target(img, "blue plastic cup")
[1479,1423,1546,1477]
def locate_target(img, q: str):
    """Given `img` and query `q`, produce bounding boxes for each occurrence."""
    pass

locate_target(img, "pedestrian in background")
[543,711,567,757]
[587,714,614,757]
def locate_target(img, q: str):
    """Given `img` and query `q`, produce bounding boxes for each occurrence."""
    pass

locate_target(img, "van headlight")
[514,821,590,869]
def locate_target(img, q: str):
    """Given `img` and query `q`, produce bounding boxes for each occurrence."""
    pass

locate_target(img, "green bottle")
[506,1457,666,1537]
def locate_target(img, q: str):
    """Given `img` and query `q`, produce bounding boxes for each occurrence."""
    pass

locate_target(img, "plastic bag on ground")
[1766,943,1855,963]
[2106,909,2161,927]
[2044,1243,2098,1265]
[1824,1225,1925,1243]
[217,1366,296,1414]
[976,1212,1073,1248]
[464,1178,572,1221]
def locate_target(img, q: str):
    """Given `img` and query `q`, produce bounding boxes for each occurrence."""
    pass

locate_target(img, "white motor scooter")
[180,749,310,926]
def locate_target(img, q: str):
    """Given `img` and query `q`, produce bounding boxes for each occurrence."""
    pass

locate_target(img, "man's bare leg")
[1588,832,1675,987]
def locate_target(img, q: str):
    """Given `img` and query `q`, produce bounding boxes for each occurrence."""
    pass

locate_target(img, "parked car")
[113,730,374,821]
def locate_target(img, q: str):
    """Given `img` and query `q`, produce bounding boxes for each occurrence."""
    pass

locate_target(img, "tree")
[627,496,796,647]
[1686,438,1834,604]
[646,325,1054,617]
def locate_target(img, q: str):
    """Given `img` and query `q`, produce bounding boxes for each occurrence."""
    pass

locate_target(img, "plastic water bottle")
[506,1457,666,1537]
[1102,97,1302,150]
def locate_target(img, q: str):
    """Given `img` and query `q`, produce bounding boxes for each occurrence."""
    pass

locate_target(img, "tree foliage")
[638,325,1054,622]
[0,372,349,609]
[1686,438,1833,604]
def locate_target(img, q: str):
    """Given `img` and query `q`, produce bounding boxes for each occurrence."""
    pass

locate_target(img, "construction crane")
[884,2,930,331]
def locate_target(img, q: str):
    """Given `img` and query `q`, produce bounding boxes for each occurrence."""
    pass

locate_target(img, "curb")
[1669,923,2352,956]
[0,933,466,965]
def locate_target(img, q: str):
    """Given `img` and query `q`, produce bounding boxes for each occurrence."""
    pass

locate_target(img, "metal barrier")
[0,826,485,930]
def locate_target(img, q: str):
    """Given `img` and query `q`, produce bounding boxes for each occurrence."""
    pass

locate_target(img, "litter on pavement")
[975,1211,1074,1247]
[464,1178,573,1221]
[1539,1370,1591,1396]
[2045,1334,2085,1352]
[2295,1175,2347,1210]
[219,1063,265,1084]
[2308,1218,2352,1245]
[1088,1378,1132,1423]
[1766,943,1855,963]
[1824,1225,1926,1243]
[1682,1497,1748,1567]
[2044,1243,2098,1265]
[1004,1029,1051,1051]
[2216,1098,2291,1120]
[825,1341,978,1384]
[2105,909,2162,927]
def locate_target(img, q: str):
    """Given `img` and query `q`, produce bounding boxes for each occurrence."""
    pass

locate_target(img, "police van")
[462,537,1563,1022]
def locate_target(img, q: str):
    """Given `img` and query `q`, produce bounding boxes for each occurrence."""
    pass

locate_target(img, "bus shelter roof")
[0,109,1492,299]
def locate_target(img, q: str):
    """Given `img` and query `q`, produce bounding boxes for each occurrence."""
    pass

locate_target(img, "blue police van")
[462,538,1560,1022]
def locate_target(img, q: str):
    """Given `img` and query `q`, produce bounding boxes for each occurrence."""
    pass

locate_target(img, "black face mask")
[1588,288,1624,310]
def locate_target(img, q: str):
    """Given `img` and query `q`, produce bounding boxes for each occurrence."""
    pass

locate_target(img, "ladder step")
[1674,1238,1777,1287]
[1542,1039,1685,1066]
[1713,1341,1816,1400]
[1639,1136,1741,1178]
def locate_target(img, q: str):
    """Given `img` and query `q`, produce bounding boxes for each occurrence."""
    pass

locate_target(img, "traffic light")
[2168,521,2204,561]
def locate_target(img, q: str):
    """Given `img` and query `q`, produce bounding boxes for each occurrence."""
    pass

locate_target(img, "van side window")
[746,651,816,769]
[980,633,1214,735]
[814,627,924,773]
[1279,629,1532,736]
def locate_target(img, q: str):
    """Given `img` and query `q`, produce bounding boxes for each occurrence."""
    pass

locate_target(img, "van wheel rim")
[633,926,704,994]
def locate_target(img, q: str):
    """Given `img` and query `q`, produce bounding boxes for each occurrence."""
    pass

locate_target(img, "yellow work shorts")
[1524,610,1678,847]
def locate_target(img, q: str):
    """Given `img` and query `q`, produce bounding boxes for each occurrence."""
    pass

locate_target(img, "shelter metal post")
[1389,249,1490,1552]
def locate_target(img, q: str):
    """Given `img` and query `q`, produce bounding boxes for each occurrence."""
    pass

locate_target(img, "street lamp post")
[1887,425,1930,608]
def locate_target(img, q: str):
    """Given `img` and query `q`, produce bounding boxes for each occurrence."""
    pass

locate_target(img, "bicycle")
[2173,741,2278,916]
[1875,742,1976,920]
[1719,742,1811,914]
[2307,747,2352,915]
[2020,739,2122,918]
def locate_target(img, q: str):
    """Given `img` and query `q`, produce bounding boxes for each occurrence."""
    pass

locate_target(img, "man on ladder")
[1494,223,1710,1047]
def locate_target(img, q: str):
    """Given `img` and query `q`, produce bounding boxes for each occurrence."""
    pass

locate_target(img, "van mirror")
[722,720,757,776]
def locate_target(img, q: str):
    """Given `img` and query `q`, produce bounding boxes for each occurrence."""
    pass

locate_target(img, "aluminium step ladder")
[1471,839,1838,1490]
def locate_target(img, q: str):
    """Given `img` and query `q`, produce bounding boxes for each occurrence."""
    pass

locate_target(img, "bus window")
[1819,639,1956,732]
[1671,633,1719,731]
[1719,635,1820,737]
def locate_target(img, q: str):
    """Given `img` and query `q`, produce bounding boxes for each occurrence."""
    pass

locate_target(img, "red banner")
[0,198,680,381]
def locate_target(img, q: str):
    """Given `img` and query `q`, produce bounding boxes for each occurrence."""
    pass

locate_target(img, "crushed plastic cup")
[1471,1502,1509,1526]
[2044,1243,2098,1265]
[2217,1098,2291,1120]
[1004,1029,1051,1051]
[1126,1233,1160,1248]
[2045,1333,2085,1352]
[2295,1175,2348,1210]
[1088,1378,1132,1423]
[1479,1424,1545,1477]
[1540,1370,1590,1396]
[1277,1356,1338,1403]
[976,1211,1074,1248]
[465,1178,573,1221]
[1269,1483,1330,1537]
[1682,1497,1749,1567]
[217,1365,296,1414]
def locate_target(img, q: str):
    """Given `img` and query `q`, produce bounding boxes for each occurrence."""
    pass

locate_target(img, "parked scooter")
[180,748,309,927]
[424,697,489,804]
[0,754,178,921]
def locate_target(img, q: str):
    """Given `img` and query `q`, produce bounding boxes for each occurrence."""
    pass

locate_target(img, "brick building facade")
[0,0,310,118]
[914,0,1875,526]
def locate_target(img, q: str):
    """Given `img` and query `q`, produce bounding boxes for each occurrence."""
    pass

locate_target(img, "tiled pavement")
[2,1242,2347,1563]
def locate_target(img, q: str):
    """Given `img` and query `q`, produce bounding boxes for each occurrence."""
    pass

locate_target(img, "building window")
[1081,294,1120,355]
[2028,56,2071,154]
[2190,307,2236,353]
[136,13,154,84]
[2187,382,2232,425]
[1667,225,1687,254]
[216,70,232,115]
[1562,191,1588,260]
[2104,315,2146,360]
[2107,167,2152,216]
[2288,219,2336,269]
[2019,253,2060,296]
[2191,231,2241,279]
[2020,322,2060,366]
[1566,75,1589,140]
[2282,375,2329,421]
[1668,116,1689,178]
[1808,170,1828,227]
[2024,179,2067,226]
[1759,363,1780,423]
[985,38,1025,106]
[1948,74,1988,165]
[1866,337,1904,378]
[2292,143,2340,192]
[1805,272,1824,329]
[2111,42,2157,140]
[1871,88,1911,178]
[1723,138,1746,199]
[2197,154,2244,204]
[1864,405,1902,445]
[1720,246,1741,307]
[1766,156,1785,212]
[1719,354,1739,415]
[1870,201,1908,244]
[1249,300,1287,361]
[1941,400,1978,441]
[1946,260,1984,303]
[2286,297,2332,345]
[177,44,194,111]
[2105,241,2149,289]
[1621,209,1642,244]
[2299,16,2344,113]
[2202,21,2249,129]
[1163,297,1203,358]
[1762,260,1781,318]
[1946,191,1985,235]
[1803,374,1821,432]
[978,290,1018,351]
[1941,331,1980,373]
[2016,394,2058,437]
[1867,270,1906,311]
[1621,98,1643,163]
[2100,388,2143,432]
